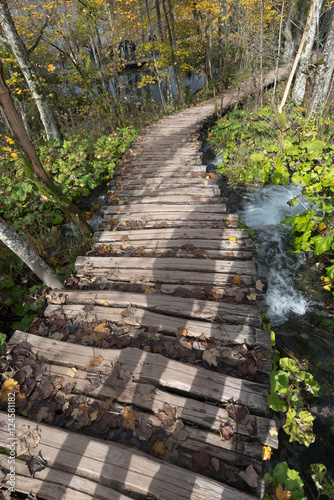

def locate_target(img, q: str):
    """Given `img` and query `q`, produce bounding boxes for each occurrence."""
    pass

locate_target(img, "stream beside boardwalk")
[202,132,334,496]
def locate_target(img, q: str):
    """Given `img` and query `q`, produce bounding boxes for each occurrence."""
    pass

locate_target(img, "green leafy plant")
[268,356,320,446]
[262,462,306,500]
[311,463,334,499]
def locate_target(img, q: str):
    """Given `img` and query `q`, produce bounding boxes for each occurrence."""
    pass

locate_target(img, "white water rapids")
[238,183,313,325]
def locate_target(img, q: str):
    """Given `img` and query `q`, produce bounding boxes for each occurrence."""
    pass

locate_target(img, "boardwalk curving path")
[1,67,291,499]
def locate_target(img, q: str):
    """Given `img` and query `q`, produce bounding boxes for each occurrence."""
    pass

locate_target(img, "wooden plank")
[49,289,261,326]
[102,213,234,223]
[91,242,253,260]
[114,178,217,187]
[102,204,228,215]
[0,412,257,500]
[111,187,220,197]
[44,304,271,348]
[9,333,268,412]
[115,169,206,178]
[0,456,131,500]
[99,220,237,231]
[108,195,221,205]
[75,256,257,275]
[93,227,251,242]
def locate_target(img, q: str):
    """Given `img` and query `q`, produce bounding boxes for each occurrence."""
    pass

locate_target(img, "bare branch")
[27,16,49,55]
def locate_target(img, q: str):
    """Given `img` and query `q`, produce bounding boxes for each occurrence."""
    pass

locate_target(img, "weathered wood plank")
[49,289,261,326]
[111,187,220,198]
[102,204,228,214]
[9,333,268,413]
[109,195,220,205]
[75,256,257,275]
[0,412,257,500]
[0,456,131,500]
[93,227,251,242]
[102,213,234,223]
[44,304,271,348]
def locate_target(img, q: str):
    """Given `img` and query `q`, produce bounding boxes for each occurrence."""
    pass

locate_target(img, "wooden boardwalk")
[0,68,291,499]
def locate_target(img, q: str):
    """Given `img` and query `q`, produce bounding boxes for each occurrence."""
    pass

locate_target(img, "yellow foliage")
[0,379,19,402]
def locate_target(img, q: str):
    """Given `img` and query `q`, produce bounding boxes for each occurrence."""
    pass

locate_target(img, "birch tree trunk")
[0,0,62,144]
[0,217,63,289]
[310,15,334,115]
[292,0,324,105]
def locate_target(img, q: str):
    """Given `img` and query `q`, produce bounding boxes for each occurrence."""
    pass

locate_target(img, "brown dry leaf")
[152,440,166,456]
[90,355,104,367]
[144,288,155,295]
[234,288,244,303]
[219,424,234,440]
[16,425,41,456]
[34,406,54,424]
[275,484,291,500]
[239,464,259,488]
[255,280,265,292]
[67,367,77,378]
[89,409,99,422]
[210,457,220,472]
[192,449,210,472]
[227,403,250,423]
[232,275,243,285]
[122,406,138,430]
[156,403,177,429]
[121,235,129,242]
[152,345,165,354]
[117,208,123,212]
[0,378,19,402]
[121,310,130,318]
[26,450,48,478]
[203,348,220,367]
[227,252,234,258]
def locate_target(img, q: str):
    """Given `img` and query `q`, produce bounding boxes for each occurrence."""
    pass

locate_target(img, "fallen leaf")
[255,280,265,292]
[144,288,155,294]
[26,450,48,478]
[122,406,138,430]
[50,332,64,341]
[232,275,242,285]
[117,208,123,212]
[210,457,220,472]
[90,355,104,367]
[239,464,258,488]
[262,446,272,460]
[89,409,99,422]
[227,403,250,423]
[219,424,234,440]
[94,322,109,333]
[203,348,220,367]
[102,302,109,307]
[247,293,257,301]
[192,449,210,472]
[178,328,188,337]
[0,378,19,402]
[67,367,77,378]
[269,426,278,436]
[156,403,177,429]
[275,484,291,500]
[16,425,41,456]
[152,440,166,456]
[34,406,54,424]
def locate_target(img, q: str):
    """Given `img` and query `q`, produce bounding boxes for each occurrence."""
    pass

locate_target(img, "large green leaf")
[311,232,334,255]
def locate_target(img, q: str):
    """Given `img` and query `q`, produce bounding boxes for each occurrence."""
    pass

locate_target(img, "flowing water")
[202,132,334,496]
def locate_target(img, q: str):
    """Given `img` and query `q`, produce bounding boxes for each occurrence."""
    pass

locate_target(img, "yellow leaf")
[122,406,138,430]
[269,427,278,436]
[152,440,166,456]
[90,355,104,367]
[262,446,272,460]
[94,322,108,333]
[144,288,155,294]
[47,64,56,73]
[275,484,291,500]
[0,379,19,402]
[178,328,188,337]
[102,301,109,306]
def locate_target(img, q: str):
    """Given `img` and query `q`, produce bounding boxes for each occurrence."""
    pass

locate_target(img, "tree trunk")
[0,59,93,240]
[283,1,294,62]
[155,0,164,40]
[0,217,63,289]
[161,0,185,105]
[0,0,62,144]
[273,0,285,99]
[292,0,324,105]
[310,14,334,115]
[279,0,319,113]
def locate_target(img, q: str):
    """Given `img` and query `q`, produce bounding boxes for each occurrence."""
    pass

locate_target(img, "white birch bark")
[292,0,324,105]
[0,217,63,289]
[310,15,334,115]
[0,0,62,143]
